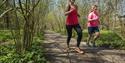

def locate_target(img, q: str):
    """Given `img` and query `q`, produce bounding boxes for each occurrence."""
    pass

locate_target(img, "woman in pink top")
[87,5,100,47]
[64,0,84,54]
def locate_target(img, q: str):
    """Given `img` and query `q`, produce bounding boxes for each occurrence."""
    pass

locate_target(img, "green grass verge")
[83,30,125,49]
[0,31,47,63]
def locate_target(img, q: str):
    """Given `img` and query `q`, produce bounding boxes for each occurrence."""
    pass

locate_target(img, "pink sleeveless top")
[87,11,99,27]
[66,7,78,25]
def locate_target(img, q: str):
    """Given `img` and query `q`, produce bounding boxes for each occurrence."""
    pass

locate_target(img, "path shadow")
[43,31,125,63]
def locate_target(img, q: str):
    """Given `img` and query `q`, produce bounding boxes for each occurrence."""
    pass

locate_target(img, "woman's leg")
[93,27,100,42]
[87,34,93,46]
[92,27,100,47]
[74,24,82,47]
[66,25,73,48]
[74,24,84,54]
[87,27,94,46]
[93,32,100,41]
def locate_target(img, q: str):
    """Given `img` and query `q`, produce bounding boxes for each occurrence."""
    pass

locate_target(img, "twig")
[0,8,13,18]
[0,0,7,8]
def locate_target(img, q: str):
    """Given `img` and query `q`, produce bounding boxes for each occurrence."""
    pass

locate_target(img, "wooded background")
[0,0,125,62]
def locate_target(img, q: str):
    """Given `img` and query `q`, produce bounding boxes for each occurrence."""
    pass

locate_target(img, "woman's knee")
[67,33,72,38]
[95,32,100,37]
[78,31,82,37]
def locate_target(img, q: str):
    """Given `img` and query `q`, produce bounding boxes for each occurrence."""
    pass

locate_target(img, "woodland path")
[43,30,125,63]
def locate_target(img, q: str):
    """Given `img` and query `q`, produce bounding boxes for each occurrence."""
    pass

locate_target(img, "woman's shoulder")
[94,10,100,16]
[89,12,94,15]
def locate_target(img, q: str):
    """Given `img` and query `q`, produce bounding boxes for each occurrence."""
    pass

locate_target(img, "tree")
[0,0,51,53]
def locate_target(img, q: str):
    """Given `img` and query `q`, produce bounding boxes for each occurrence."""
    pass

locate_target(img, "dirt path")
[43,30,125,63]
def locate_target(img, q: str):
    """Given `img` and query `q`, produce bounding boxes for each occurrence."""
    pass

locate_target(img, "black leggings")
[66,24,82,47]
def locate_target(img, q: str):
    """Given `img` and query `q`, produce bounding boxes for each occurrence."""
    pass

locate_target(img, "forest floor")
[43,30,125,63]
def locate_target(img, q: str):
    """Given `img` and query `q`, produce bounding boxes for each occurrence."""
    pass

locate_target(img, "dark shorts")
[88,26,99,34]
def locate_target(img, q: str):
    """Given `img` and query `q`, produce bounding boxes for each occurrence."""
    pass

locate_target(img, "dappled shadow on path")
[43,30,125,63]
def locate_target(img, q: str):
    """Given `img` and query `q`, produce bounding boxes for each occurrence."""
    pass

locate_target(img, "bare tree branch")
[0,8,13,18]
[0,0,7,8]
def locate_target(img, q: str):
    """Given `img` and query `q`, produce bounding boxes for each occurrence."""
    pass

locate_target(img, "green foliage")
[96,30,125,49]
[0,30,12,41]
[0,38,47,63]
[83,30,125,49]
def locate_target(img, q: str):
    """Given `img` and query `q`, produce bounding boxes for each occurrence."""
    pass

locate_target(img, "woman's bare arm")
[65,9,74,16]
[64,4,74,16]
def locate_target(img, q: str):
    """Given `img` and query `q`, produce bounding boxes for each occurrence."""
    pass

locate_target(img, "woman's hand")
[65,7,75,16]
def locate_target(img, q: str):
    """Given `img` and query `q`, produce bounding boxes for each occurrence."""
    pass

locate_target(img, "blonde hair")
[89,4,98,13]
